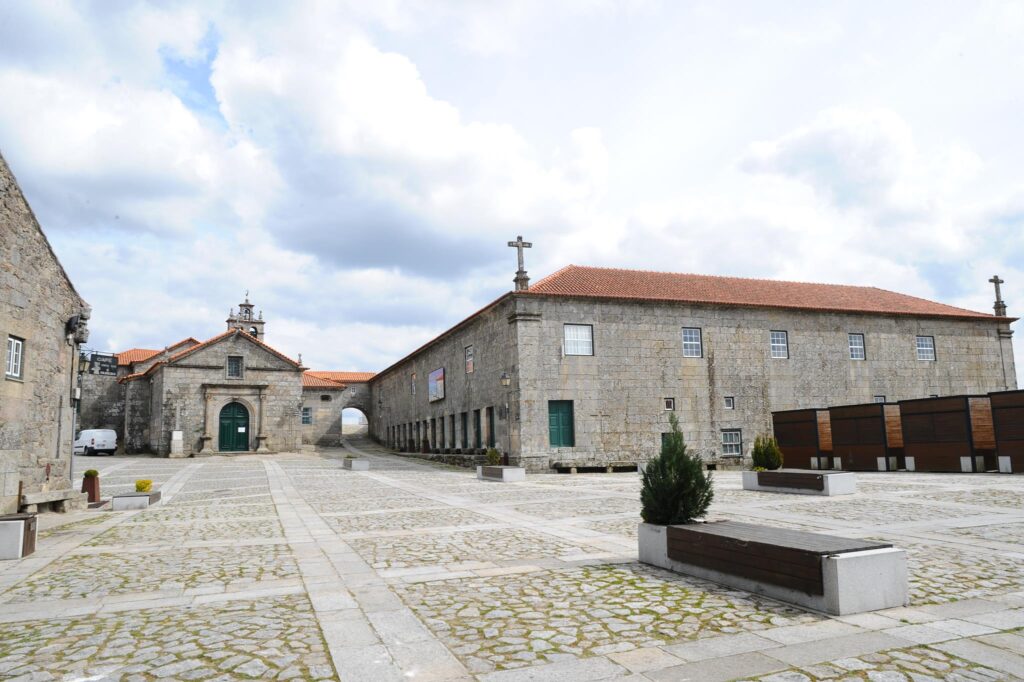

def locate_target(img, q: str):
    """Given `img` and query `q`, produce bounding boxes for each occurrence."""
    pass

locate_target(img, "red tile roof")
[306,371,376,383]
[302,373,346,388]
[527,265,1005,321]
[117,348,160,366]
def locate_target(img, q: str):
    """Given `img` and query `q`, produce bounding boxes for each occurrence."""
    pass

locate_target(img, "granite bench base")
[639,521,907,616]
[742,469,856,496]
[476,465,526,482]
[111,491,162,511]
[343,458,370,471]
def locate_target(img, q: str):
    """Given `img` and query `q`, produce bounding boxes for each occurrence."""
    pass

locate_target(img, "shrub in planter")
[641,413,713,525]
[751,435,783,470]
[135,479,153,493]
[81,470,101,503]
[84,469,99,478]
[484,448,502,466]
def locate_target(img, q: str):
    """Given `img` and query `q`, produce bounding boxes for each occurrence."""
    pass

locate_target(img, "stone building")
[370,264,1017,471]
[1,152,91,513]
[78,298,374,456]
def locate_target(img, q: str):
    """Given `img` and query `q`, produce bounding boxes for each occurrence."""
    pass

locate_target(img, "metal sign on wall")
[81,351,118,376]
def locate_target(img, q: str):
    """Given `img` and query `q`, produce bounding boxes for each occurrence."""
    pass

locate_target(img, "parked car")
[73,429,117,456]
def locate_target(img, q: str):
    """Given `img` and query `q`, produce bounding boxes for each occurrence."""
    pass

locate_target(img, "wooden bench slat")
[667,538,821,580]
[671,521,890,555]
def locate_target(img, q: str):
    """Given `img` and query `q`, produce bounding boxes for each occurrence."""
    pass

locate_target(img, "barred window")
[721,429,743,456]
[681,327,703,357]
[916,336,936,361]
[227,356,243,378]
[663,398,675,411]
[563,324,594,356]
[848,333,865,360]
[301,407,312,425]
[724,396,735,410]
[770,331,789,359]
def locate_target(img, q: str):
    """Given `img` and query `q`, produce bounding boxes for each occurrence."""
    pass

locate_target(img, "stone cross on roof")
[508,235,532,291]
[990,275,1007,317]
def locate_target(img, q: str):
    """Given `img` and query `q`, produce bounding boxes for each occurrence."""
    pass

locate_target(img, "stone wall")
[301,386,344,446]
[371,296,519,462]
[132,333,303,455]
[78,372,125,446]
[0,152,88,512]
[514,295,1017,470]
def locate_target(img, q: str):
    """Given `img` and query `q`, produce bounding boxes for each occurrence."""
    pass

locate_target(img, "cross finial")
[507,235,533,291]
[990,275,1007,316]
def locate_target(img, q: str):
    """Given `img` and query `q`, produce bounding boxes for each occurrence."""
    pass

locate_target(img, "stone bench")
[343,458,370,471]
[476,465,526,482]
[551,460,639,474]
[742,469,856,496]
[111,491,162,511]
[640,520,907,615]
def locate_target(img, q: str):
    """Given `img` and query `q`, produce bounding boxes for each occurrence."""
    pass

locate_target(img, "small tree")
[751,434,784,470]
[484,448,502,466]
[641,413,714,525]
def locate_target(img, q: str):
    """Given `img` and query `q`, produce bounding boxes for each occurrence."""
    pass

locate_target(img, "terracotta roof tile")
[120,329,302,382]
[302,373,347,388]
[527,265,1005,321]
[117,348,160,366]
[306,371,376,383]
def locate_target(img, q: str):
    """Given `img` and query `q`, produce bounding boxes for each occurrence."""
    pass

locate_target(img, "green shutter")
[548,401,575,447]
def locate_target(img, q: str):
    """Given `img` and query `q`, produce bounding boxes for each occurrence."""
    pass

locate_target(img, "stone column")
[198,392,213,454]
[256,392,270,453]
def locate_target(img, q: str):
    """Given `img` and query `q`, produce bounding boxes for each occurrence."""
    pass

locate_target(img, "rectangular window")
[873,395,886,403]
[548,400,575,447]
[681,327,703,358]
[663,397,675,411]
[465,345,474,373]
[721,429,743,456]
[563,324,594,356]
[770,331,789,359]
[301,407,312,425]
[5,336,24,379]
[227,355,243,378]
[848,333,865,360]
[724,396,735,410]
[916,336,936,361]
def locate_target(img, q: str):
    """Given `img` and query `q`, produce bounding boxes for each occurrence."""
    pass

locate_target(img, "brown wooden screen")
[990,390,1024,472]
[898,396,994,472]
[772,409,829,468]
[828,403,895,471]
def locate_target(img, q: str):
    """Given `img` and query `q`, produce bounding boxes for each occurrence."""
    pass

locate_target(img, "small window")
[770,331,789,359]
[663,398,675,411]
[465,345,474,373]
[916,336,936,361]
[320,395,332,402]
[724,396,735,410]
[301,407,312,425]
[227,355,243,378]
[411,372,417,396]
[848,333,865,360]
[929,394,939,398]
[721,429,743,456]
[563,324,594,356]
[5,336,24,379]
[873,395,886,403]
[681,327,703,358]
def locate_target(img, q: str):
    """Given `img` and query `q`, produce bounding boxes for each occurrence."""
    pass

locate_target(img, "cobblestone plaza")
[2,440,1023,681]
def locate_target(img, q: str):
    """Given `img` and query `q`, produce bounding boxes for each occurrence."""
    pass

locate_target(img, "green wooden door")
[548,400,575,447]
[218,402,250,452]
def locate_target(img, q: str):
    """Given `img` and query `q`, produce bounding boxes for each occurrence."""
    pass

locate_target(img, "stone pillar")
[998,327,1017,390]
[256,393,270,453]
[198,392,213,454]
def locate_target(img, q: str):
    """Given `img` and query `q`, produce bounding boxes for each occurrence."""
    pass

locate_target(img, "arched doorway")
[219,402,250,451]
[342,407,369,436]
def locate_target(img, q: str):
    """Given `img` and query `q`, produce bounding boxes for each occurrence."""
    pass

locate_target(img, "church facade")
[78,298,374,456]
[370,265,1017,471]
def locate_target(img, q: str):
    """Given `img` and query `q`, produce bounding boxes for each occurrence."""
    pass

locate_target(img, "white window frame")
[916,336,936,361]
[563,324,594,356]
[5,336,24,379]
[848,333,865,360]
[681,327,703,358]
[873,395,886,403]
[721,429,743,457]
[663,398,675,411]
[226,355,244,379]
[724,396,735,410]
[301,407,312,425]
[465,345,474,373]
[770,331,789,359]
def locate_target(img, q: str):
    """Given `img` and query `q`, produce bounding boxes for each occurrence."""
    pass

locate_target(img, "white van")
[73,429,118,456]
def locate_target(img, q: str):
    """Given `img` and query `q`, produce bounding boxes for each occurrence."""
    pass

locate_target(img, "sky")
[1,0,1022,382]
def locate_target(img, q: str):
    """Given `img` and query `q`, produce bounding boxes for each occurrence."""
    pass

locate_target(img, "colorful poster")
[428,367,445,402]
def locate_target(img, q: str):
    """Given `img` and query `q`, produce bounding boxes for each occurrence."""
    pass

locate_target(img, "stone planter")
[741,469,856,496]
[0,513,37,560]
[476,465,526,482]
[81,475,100,504]
[638,521,907,615]
[343,458,370,471]
[111,491,162,511]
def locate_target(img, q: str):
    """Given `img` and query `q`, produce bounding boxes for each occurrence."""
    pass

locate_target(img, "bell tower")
[226,291,266,340]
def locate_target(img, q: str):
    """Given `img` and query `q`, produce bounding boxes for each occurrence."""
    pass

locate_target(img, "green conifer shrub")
[641,413,714,525]
[485,448,502,465]
[751,435,784,470]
